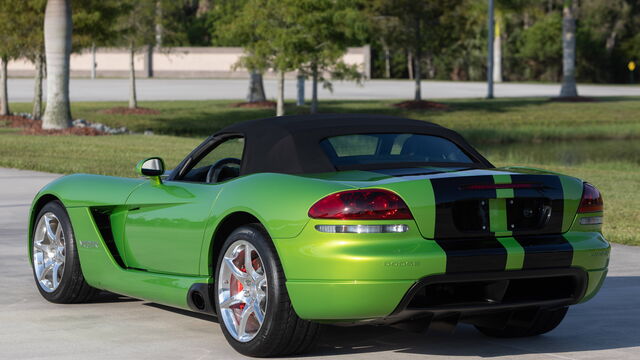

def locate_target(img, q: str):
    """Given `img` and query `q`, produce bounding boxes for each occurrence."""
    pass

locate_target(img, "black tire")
[475,307,568,338]
[31,201,98,303]
[214,224,321,357]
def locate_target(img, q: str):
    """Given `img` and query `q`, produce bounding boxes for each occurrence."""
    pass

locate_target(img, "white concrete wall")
[8,46,370,79]
[75,52,147,72]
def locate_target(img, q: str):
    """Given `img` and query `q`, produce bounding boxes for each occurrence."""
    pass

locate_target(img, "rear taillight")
[308,189,413,220]
[578,183,603,213]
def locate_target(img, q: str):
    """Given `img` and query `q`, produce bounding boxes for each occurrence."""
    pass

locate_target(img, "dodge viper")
[29,114,609,357]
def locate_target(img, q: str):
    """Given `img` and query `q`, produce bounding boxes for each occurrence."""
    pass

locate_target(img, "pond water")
[476,139,640,167]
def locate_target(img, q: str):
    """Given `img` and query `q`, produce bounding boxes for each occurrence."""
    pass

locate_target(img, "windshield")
[320,133,474,170]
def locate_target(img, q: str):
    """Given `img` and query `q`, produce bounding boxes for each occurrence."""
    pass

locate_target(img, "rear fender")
[198,173,356,275]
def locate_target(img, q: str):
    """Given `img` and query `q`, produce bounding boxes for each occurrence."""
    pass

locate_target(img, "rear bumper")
[388,268,588,323]
[285,268,607,322]
[275,221,610,321]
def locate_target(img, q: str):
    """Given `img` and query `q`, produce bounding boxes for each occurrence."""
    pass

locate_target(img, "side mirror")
[136,157,165,184]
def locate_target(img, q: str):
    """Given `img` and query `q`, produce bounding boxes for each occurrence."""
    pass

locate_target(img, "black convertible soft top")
[206,114,492,175]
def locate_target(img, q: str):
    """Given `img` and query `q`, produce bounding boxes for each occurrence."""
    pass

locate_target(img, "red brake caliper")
[230,250,248,310]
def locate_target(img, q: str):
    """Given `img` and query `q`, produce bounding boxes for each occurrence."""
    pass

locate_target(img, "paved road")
[7,78,640,102]
[1,166,639,360]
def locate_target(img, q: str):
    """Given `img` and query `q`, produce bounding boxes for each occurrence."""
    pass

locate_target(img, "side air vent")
[90,208,126,268]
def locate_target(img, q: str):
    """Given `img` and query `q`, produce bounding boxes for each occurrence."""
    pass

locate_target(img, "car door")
[123,137,244,275]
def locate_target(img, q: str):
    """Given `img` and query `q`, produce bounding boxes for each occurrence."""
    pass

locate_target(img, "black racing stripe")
[509,174,564,236]
[514,235,574,269]
[436,238,508,273]
[431,176,495,239]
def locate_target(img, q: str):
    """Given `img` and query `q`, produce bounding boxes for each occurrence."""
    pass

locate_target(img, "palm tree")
[0,1,17,117]
[0,56,8,116]
[493,13,503,83]
[276,71,285,116]
[412,14,422,101]
[32,52,45,120]
[42,0,72,129]
[559,0,578,97]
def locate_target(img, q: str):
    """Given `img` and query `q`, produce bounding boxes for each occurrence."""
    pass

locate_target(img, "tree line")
[366,0,638,84]
[0,0,637,128]
[151,0,640,84]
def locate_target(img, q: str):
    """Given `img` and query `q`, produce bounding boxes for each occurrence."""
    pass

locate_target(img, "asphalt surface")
[1,166,639,359]
[7,78,640,102]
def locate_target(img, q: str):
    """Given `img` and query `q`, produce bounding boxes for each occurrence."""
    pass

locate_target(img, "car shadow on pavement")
[312,276,640,357]
[144,303,219,323]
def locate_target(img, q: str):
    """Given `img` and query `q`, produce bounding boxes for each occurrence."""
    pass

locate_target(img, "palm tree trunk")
[196,0,212,17]
[382,41,391,79]
[296,74,305,106]
[90,43,96,79]
[129,45,138,109]
[493,17,503,83]
[276,70,285,116]
[413,57,421,101]
[407,50,413,80]
[310,64,319,114]
[42,0,72,129]
[605,18,624,56]
[155,1,163,47]
[559,1,578,97]
[247,70,266,102]
[605,30,617,54]
[0,56,9,116]
[32,52,44,120]
[413,16,422,102]
[523,11,532,29]
[487,0,495,98]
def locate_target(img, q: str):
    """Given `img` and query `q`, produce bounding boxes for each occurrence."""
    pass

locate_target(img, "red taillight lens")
[578,183,603,213]
[308,189,413,220]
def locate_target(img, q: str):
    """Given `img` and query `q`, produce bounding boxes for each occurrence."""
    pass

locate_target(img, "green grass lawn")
[8,97,640,143]
[2,97,638,245]
[0,129,200,176]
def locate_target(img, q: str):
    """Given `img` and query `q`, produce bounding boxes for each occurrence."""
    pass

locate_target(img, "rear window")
[320,133,474,169]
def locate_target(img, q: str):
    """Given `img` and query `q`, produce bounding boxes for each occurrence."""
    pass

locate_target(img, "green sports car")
[29,114,609,357]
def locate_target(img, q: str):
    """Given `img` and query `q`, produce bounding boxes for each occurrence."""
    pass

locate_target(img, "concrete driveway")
[7,78,640,102]
[1,167,638,359]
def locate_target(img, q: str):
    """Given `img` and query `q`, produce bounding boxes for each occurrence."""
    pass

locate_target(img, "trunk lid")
[427,170,575,239]
[310,167,583,239]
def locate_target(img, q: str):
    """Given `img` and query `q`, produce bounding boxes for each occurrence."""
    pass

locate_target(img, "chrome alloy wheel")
[218,240,268,342]
[33,212,66,293]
